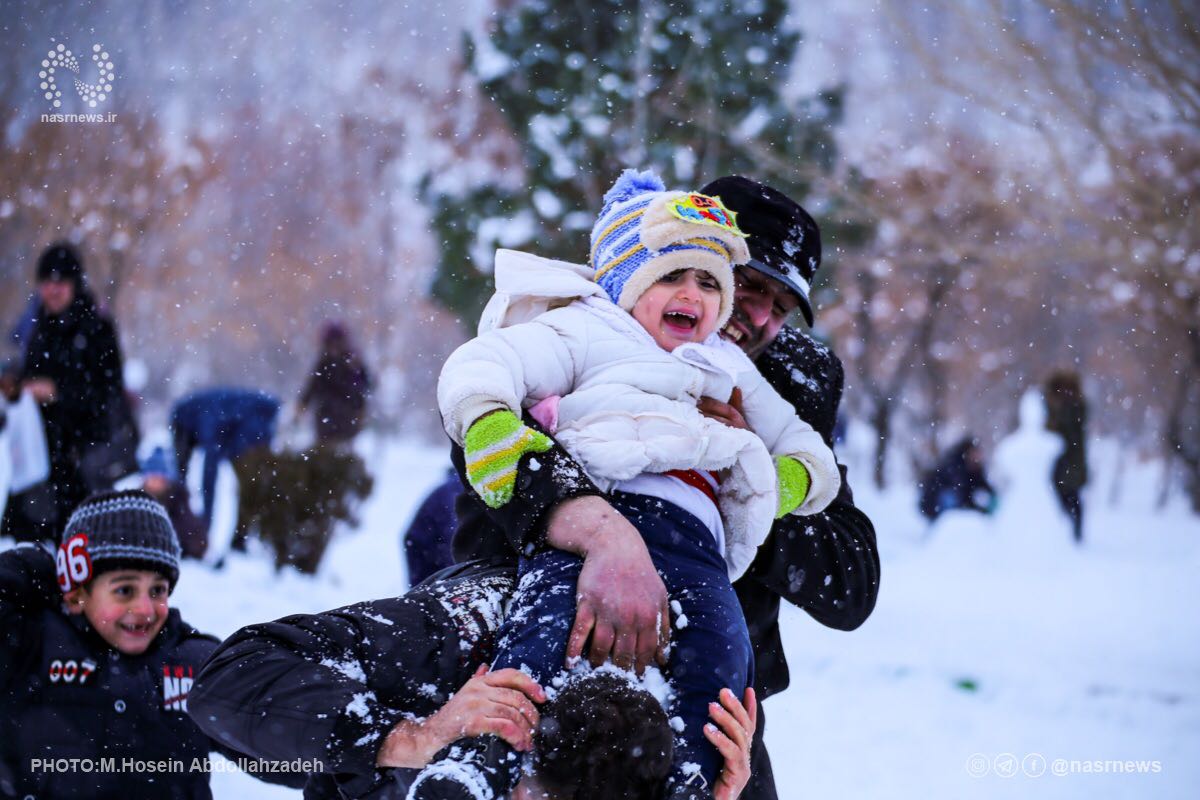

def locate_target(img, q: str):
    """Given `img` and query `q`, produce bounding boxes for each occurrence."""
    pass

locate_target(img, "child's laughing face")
[631,268,722,351]
[67,570,170,655]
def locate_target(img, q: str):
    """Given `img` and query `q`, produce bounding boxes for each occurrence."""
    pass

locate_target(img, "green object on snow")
[955,677,980,692]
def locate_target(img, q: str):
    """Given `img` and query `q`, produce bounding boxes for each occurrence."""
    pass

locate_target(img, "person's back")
[171,388,279,452]
[1044,372,1087,490]
[1044,371,1088,541]
[301,321,371,445]
[170,387,280,525]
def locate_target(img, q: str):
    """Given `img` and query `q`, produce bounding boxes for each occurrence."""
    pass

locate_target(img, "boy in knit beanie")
[0,490,304,798]
[54,489,183,654]
[425,171,838,799]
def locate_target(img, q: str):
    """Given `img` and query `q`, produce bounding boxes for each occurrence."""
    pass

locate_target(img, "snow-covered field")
[5,426,1199,799]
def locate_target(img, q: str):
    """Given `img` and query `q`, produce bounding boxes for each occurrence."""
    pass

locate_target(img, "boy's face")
[66,570,170,655]
[631,268,723,352]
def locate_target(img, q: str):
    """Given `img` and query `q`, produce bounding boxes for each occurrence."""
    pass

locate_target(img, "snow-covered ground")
[5,427,1198,798]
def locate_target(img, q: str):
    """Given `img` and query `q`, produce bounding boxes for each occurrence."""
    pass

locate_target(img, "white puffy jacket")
[438,249,840,578]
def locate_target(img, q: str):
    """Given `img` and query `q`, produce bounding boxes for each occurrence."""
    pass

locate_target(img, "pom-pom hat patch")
[666,193,744,235]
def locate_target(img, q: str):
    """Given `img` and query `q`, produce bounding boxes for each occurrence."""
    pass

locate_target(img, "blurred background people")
[401,468,461,586]
[140,445,207,559]
[1044,371,1088,543]
[170,386,280,542]
[1,243,131,542]
[919,436,997,522]
[299,320,371,446]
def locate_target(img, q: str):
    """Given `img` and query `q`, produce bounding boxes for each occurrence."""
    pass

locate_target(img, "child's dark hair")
[533,672,674,800]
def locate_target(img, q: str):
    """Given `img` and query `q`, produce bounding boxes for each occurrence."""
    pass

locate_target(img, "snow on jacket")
[437,249,840,579]
[189,559,517,799]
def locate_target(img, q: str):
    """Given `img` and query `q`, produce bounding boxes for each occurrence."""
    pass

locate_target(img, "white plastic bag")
[0,422,11,521]
[6,390,51,494]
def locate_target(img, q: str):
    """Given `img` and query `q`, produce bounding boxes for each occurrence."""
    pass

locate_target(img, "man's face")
[720,267,802,358]
[37,278,75,316]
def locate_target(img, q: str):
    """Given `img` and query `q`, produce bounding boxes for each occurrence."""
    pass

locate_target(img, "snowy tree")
[826,137,1036,488]
[424,0,846,321]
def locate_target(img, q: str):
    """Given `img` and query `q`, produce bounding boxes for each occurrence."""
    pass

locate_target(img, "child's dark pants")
[492,491,754,793]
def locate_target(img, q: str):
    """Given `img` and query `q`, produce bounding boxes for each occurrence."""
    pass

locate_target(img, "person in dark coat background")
[6,293,41,368]
[299,321,371,445]
[919,436,997,521]
[170,387,280,532]
[446,176,880,800]
[1,243,127,543]
[1045,370,1088,542]
[402,469,461,586]
[141,446,208,560]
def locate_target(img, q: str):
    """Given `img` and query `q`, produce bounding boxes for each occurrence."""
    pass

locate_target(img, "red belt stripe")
[664,469,720,507]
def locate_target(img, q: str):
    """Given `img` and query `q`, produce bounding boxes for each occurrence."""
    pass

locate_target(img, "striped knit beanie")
[590,169,750,329]
[56,490,181,592]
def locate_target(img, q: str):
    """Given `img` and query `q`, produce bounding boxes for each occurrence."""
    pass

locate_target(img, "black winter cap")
[36,241,85,287]
[701,176,821,326]
[58,490,182,592]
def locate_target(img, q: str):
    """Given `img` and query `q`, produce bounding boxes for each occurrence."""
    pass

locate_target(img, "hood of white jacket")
[478,249,604,334]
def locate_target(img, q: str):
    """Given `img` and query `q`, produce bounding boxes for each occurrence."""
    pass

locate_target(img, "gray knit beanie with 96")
[58,490,181,592]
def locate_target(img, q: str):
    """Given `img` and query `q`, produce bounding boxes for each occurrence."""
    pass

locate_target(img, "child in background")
[140,446,208,560]
[0,489,302,799]
[424,170,839,798]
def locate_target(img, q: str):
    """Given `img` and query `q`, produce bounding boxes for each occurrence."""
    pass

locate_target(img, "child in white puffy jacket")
[423,170,839,798]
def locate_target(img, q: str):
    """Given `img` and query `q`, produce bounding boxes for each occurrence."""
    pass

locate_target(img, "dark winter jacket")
[918,439,996,520]
[301,352,371,444]
[450,325,881,700]
[8,294,41,365]
[170,388,280,521]
[0,545,302,799]
[1045,388,1088,491]
[402,470,462,587]
[22,290,124,458]
[17,290,125,531]
[189,559,516,799]
[170,388,280,458]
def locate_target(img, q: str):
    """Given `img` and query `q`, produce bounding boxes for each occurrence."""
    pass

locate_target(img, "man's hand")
[699,387,748,431]
[546,495,670,674]
[24,378,57,404]
[376,666,545,768]
[706,687,758,800]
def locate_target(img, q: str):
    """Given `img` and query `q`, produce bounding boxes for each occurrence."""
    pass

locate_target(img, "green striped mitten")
[464,411,554,509]
[774,455,811,518]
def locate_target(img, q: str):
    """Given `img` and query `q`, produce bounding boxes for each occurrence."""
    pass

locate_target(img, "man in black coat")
[191,560,521,799]
[447,176,880,799]
[1,243,127,542]
[190,560,709,800]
